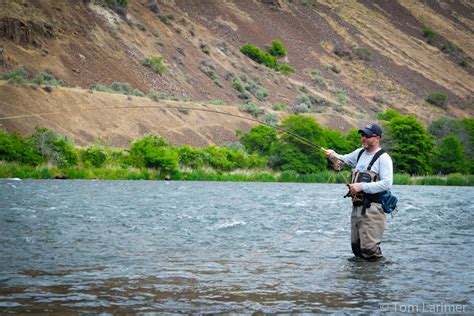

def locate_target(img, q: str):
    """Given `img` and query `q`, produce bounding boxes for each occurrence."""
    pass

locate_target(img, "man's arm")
[326,148,363,168]
[361,154,393,194]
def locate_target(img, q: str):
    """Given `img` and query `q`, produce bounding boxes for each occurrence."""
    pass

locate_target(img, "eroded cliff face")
[0,0,472,146]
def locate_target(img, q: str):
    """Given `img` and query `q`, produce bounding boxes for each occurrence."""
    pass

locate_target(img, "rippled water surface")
[0,179,473,314]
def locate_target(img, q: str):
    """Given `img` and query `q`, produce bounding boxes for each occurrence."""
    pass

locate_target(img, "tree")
[268,40,287,57]
[0,129,42,165]
[377,109,401,122]
[384,115,434,175]
[429,117,473,173]
[29,128,78,167]
[431,136,467,174]
[130,134,178,173]
[238,125,278,156]
[270,115,327,173]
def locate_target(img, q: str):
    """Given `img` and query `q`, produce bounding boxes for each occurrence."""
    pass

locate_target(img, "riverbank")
[1,162,472,186]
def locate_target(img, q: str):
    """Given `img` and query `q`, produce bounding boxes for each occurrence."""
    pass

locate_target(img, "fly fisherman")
[326,124,393,260]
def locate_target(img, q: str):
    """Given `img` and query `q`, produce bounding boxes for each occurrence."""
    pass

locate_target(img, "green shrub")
[279,64,295,75]
[209,99,225,105]
[232,79,245,93]
[200,44,210,54]
[459,59,469,68]
[141,56,167,75]
[426,92,448,108]
[377,109,401,121]
[263,113,278,126]
[238,125,278,156]
[355,47,372,61]
[178,145,204,169]
[393,173,412,185]
[81,146,108,167]
[238,101,264,117]
[102,0,128,16]
[0,67,29,84]
[295,103,310,113]
[431,136,467,174]
[422,28,436,42]
[0,129,42,165]
[446,173,466,186]
[111,81,132,94]
[203,69,223,87]
[159,14,173,26]
[440,42,458,54]
[129,134,178,173]
[311,69,325,86]
[133,89,145,97]
[147,90,167,101]
[240,44,279,70]
[90,83,114,93]
[272,102,287,111]
[32,71,64,86]
[29,128,78,167]
[268,40,287,57]
[335,88,348,104]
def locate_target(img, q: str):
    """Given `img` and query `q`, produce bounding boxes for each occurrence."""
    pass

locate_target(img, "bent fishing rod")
[0,103,348,169]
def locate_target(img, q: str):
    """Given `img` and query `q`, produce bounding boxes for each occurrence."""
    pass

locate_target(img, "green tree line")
[0,111,472,179]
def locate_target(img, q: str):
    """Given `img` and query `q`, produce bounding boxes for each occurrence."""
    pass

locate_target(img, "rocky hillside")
[0,0,472,147]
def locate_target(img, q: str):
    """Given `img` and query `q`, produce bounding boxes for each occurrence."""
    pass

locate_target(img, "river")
[0,179,472,314]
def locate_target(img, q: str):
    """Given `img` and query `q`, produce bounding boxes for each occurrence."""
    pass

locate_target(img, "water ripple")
[0,180,472,314]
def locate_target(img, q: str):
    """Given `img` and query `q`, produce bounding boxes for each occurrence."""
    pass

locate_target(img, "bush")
[32,71,64,86]
[133,89,145,97]
[240,44,279,70]
[0,67,29,84]
[355,47,372,61]
[272,102,287,111]
[377,109,401,121]
[29,128,78,167]
[90,83,114,93]
[130,134,178,173]
[200,44,210,54]
[203,69,223,87]
[279,64,295,75]
[103,0,128,16]
[111,81,132,94]
[141,56,167,74]
[0,129,42,165]
[147,90,167,101]
[238,101,264,117]
[431,136,467,174]
[268,40,287,57]
[426,92,448,108]
[422,28,436,42]
[81,146,108,167]
[238,125,278,156]
[335,88,348,104]
[263,113,278,126]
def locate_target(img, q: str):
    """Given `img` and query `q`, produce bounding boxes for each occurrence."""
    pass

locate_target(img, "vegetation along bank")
[1,108,472,186]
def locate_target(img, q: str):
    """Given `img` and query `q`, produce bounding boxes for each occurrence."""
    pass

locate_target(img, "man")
[326,123,393,260]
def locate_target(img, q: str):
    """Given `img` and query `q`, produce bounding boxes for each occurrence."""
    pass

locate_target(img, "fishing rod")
[0,103,348,170]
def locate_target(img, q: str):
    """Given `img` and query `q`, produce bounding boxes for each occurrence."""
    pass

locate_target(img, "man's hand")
[349,183,363,193]
[325,149,335,159]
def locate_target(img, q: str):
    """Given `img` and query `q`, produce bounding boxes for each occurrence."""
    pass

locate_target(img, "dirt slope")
[0,0,472,146]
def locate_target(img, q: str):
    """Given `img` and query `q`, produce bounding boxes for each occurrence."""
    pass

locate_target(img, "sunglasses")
[361,134,377,138]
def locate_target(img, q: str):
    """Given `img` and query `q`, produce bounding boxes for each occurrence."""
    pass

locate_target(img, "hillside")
[0,0,473,147]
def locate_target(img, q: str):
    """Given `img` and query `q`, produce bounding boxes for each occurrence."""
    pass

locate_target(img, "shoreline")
[1,162,472,186]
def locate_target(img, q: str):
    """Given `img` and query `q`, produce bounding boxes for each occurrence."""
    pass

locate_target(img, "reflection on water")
[0,180,472,314]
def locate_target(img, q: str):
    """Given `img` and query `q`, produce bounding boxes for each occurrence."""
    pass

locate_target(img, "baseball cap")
[358,123,382,137]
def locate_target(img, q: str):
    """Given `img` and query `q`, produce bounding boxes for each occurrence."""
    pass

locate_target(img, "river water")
[0,179,472,314]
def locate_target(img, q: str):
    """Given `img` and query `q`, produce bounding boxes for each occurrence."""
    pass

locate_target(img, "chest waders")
[345,149,386,215]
